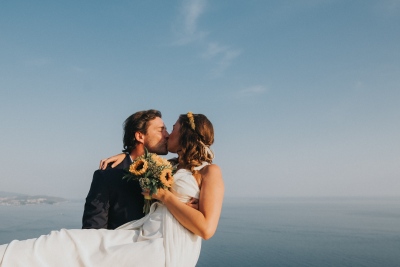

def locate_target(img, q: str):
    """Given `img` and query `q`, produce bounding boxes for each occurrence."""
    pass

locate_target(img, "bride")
[0,112,224,267]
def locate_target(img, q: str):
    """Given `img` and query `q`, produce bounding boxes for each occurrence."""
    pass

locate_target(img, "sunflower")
[151,154,170,166]
[129,159,148,176]
[159,169,174,187]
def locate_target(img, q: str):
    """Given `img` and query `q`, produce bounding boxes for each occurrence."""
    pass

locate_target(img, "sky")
[0,0,399,199]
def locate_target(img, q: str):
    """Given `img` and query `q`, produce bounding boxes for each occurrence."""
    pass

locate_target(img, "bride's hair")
[177,113,214,173]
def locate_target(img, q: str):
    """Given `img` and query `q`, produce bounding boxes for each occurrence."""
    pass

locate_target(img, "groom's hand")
[186,198,199,210]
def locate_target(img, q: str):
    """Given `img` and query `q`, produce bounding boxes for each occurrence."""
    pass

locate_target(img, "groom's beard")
[147,141,168,155]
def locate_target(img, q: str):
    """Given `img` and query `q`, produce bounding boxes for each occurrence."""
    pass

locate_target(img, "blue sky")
[0,0,399,199]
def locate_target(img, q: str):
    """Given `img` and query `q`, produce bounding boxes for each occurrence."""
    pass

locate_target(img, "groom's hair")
[122,109,162,153]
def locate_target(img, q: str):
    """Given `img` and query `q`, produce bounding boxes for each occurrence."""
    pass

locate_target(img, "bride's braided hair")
[177,112,214,173]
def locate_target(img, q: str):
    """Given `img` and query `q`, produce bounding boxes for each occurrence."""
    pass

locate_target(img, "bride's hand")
[143,188,169,202]
[186,198,199,210]
[99,153,126,170]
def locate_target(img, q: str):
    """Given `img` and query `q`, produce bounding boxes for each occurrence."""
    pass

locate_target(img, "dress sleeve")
[82,170,110,229]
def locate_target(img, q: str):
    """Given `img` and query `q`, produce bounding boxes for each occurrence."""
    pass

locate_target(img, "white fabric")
[0,164,207,267]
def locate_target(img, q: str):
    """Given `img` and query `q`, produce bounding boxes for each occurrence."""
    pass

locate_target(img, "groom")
[82,109,169,229]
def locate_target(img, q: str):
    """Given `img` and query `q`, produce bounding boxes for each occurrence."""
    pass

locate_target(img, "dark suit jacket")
[82,156,145,229]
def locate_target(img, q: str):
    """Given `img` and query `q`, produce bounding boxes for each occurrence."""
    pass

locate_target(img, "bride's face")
[167,119,181,153]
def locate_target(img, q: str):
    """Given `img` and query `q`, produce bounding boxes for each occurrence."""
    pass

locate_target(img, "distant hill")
[0,191,66,205]
[0,191,27,197]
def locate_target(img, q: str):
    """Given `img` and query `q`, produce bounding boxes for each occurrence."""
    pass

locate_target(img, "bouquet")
[123,148,176,214]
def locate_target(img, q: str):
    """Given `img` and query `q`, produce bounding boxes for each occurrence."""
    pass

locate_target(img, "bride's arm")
[152,164,224,240]
[99,153,127,170]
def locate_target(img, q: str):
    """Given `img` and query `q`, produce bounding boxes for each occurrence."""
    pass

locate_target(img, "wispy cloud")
[173,0,207,45]
[203,42,241,77]
[202,42,227,59]
[173,0,240,76]
[183,0,205,35]
[236,85,268,97]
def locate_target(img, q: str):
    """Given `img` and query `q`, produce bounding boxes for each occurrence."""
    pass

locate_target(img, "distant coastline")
[0,191,66,206]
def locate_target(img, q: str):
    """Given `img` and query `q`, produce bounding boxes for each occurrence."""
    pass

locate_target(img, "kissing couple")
[0,109,224,267]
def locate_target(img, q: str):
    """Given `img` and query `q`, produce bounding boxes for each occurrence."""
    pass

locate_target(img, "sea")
[1,197,399,267]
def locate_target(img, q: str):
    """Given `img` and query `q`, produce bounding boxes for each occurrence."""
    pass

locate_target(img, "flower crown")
[187,112,196,130]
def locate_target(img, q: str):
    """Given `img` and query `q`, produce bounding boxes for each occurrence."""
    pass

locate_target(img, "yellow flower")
[129,159,148,176]
[151,154,171,167]
[159,169,174,187]
[151,154,163,166]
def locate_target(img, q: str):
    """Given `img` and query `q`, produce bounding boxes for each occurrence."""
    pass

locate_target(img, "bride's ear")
[135,132,145,144]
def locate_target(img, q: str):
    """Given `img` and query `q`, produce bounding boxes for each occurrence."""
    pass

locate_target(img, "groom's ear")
[134,132,145,144]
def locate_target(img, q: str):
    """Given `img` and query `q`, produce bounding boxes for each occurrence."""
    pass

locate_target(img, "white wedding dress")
[0,164,207,267]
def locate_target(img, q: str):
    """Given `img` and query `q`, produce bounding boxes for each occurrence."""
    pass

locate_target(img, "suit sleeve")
[82,170,110,229]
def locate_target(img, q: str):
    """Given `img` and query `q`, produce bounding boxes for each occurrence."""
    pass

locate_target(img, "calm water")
[1,197,399,266]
